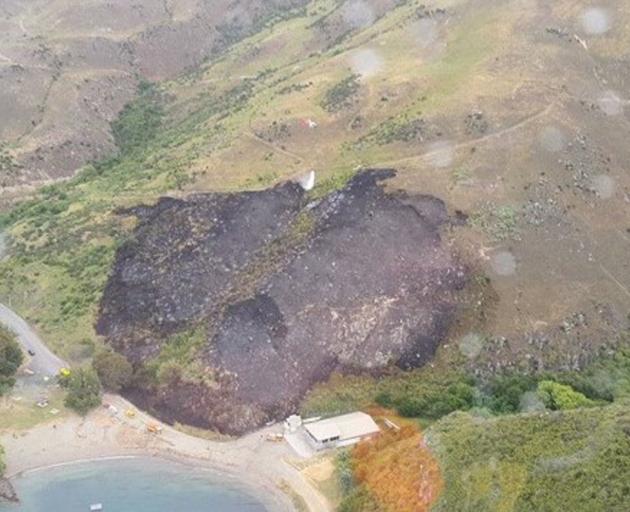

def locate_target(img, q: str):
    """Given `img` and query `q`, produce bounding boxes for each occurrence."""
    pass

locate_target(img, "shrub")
[64,367,102,415]
[92,350,133,392]
[0,327,23,395]
[537,380,594,410]
[321,74,360,113]
[374,391,393,408]
[485,374,538,413]
[336,450,356,495]
[111,81,164,155]
[396,380,476,419]
[553,346,630,402]
[338,486,381,512]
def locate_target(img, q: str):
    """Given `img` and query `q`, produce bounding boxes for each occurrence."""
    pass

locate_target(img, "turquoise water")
[0,458,268,512]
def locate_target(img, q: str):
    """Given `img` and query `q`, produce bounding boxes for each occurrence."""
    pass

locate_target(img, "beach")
[0,394,331,512]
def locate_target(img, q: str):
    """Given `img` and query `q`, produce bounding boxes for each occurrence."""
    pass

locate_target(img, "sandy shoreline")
[8,454,285,512]
[1,394,331,512]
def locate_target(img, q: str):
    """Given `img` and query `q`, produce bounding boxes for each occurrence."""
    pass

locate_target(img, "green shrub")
[336,450,356,495]
[485,374,538,413]
[553,346,630,401]
[374,391,393,408]
[0,326,23,395]
[537,380,595,410]
[0,444,4,476]
[359,116,429,146]
[321,74,360,113]
[338,486,382,512]
[64,367,102,415]
[112,81,164,155]
[396,379,476,419]
[92,350,133,392]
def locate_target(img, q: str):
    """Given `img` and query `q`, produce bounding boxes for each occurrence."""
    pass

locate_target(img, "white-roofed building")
[302,412,379,450]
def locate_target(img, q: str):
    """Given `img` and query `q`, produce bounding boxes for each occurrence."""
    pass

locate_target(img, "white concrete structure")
[284,414,303,433]
[303,412,379,450]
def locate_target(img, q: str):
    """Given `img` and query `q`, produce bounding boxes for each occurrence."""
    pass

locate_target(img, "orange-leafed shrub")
[352,419,443,512]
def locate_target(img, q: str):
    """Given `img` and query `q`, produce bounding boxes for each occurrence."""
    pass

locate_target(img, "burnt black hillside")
[98,170,468,434]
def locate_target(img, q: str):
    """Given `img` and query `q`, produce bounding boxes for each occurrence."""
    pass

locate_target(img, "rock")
[0,478,18,503]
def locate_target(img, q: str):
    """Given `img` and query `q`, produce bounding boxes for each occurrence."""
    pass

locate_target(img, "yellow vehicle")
[125,409,136,418]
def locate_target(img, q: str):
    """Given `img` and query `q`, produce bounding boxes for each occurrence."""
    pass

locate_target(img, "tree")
[0,327,23,396]
[92,350,133,392]
[396,381,476,419]
[64,367,102,415]
[486,374,538,413]
[537,380,594,410]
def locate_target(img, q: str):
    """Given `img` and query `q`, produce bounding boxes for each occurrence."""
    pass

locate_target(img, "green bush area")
[304,342,630,422]
[311,344,630,512]
[321,74,361,112]
[112,81,164,155]
[376,374,477,419]
[358,115,429,146]
[62,367,102,415]
[429,404,630,511]
[0,326,23,396]
[537,380,595,410]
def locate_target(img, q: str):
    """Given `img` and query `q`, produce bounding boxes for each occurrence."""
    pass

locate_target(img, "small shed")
[303,412,379,450]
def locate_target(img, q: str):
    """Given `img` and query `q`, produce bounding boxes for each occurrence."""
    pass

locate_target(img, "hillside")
[1,0,627,369]
[97,169,467,433]
[0,0,629,507]
[428,403,630,511]
[0,0,308,195]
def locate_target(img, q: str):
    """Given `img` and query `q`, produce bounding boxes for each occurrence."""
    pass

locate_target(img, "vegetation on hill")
[0,0,504,362]
[341,416,443,512]
[328,342,630,512]
[304,341,630,421]
[0,0,504,367]
[111,81,165,155]
[428,404,630,511]
[321,74,361,112]
[0,327,23,396]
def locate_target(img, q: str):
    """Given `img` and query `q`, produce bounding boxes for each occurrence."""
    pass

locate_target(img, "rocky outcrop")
[0,478,18,503]
[98,169,468,434]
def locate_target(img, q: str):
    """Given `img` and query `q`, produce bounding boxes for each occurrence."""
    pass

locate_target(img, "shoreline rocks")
[0,477,18,503]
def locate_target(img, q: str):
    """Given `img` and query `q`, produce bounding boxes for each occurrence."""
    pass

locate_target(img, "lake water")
[0,458,268,512]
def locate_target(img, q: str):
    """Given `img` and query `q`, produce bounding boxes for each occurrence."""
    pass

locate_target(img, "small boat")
[90,504,103,511]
